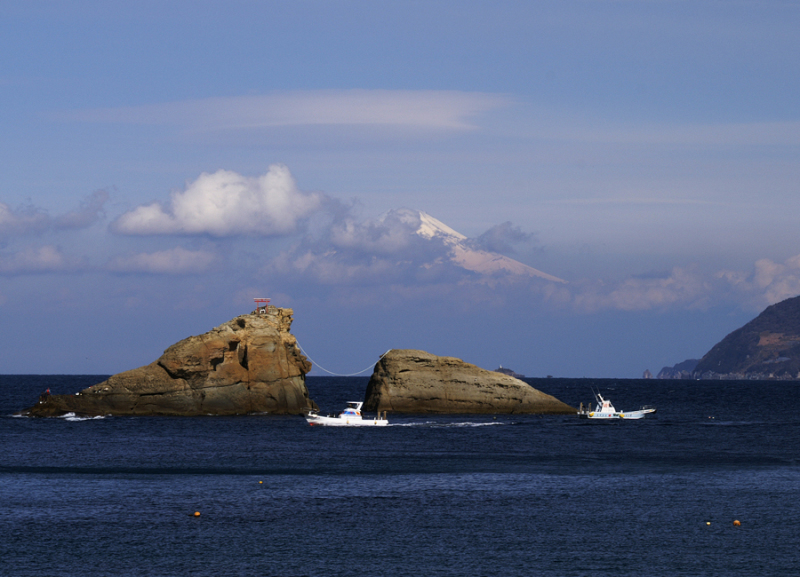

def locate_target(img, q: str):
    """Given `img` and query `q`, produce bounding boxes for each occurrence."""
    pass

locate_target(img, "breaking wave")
[59,412,107,422]
[390,421,506,427]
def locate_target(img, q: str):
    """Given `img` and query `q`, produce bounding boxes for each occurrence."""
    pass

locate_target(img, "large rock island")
[364,349,574,414]
[22,307,316,417]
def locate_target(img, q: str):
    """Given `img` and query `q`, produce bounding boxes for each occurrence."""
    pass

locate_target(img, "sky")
[1,0,799,378]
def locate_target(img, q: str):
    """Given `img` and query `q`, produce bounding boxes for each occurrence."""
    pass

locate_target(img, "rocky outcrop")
[694,295,800,380]
[656,359,699,379]
[21,307,316,417]
[364,349,574,414]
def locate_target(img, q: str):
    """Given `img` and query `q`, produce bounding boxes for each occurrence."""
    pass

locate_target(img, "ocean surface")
[1,375,799,576]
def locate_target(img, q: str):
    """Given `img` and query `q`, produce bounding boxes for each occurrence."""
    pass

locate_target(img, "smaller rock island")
[21,306,316,417]
[364,349,574,414]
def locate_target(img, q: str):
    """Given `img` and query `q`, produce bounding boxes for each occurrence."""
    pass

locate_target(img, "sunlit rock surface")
[22,308,316,417]
[364,349,574,414]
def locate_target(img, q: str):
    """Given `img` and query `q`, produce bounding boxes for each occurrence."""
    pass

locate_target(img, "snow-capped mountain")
[387,208,566,283]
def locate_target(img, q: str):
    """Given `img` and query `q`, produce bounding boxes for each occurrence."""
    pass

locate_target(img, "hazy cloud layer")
[0,203,49,236]
[69,90,509,132]
[471,222,539,255]
[4,174,799,314]
[111,165,324,237]
[566,252,800,314]
[0,191,108,237]
[265,207,800,314]
[0,245,78,274]
[54,189,109,229]
[106,247,217,274]
[271,209,456,286]
[571,266,714,313]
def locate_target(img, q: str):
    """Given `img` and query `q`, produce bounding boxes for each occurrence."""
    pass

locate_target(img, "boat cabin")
[597,397,616,413]
[341,402,363,417]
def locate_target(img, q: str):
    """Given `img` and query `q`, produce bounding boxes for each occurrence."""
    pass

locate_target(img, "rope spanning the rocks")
[297,345,392,377]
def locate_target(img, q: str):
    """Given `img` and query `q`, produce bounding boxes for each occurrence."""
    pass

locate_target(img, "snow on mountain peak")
[416,211,467,243]
[402,209,566,283]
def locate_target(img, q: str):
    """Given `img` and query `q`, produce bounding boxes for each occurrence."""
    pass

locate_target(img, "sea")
[1,375,799,577]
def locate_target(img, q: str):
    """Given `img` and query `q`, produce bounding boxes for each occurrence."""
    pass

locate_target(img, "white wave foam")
[59,412,106,422]
[390,421,505,427]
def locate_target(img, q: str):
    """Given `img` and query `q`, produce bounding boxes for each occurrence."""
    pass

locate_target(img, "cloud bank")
[0,190,108,237]
[0,203,49,236]
[471,221,539,255]
[271,209,456,286]
[263,206,800,315]
[69,90,509,132]
[4,164,799,315]
[54,190,109,229]
[106,247,217,274]
[112,164,323,237]
[0,245,79,274]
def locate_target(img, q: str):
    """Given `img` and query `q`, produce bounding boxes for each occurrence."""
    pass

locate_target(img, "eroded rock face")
[363,349,574,414]
[22,308,316,417]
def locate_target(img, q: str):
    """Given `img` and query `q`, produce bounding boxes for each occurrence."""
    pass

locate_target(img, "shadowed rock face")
[694,295,800,379]
[364,349,574,414]
[21,308,316,417]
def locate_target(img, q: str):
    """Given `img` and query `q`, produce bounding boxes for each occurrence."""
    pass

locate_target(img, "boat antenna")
[296,345,392,377]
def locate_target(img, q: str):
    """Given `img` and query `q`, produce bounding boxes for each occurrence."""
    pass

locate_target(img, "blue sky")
[1,1,799,377]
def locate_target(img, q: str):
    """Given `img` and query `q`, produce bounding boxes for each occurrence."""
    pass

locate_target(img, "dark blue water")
[2,376,799,576]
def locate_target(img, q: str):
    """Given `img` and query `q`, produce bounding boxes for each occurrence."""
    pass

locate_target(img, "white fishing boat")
[577,391,656,420]
[305,402,389,427]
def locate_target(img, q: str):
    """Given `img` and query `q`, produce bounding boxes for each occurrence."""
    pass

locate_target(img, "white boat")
[577,392,656,420]
[305,402,389,427]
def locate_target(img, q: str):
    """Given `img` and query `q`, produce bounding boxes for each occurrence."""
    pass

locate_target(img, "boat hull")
[578,408,656,420]
[305,414,389,427]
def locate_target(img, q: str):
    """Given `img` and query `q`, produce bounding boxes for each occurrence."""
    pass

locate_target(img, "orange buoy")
[733,519,741,527]
[259,481,263,484]
[194,511,201,517]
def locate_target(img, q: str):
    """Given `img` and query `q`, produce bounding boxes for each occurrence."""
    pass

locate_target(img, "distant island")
[494,366,525,379]
[655,295,800,380]
[656,359,699,379]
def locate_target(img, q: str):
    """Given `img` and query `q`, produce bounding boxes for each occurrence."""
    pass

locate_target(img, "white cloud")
[268,210,465,286]
[68,90,509,132]
[744,255,800,307]
[0,245,76,274]
[111,164,323,237]
[106,247,216,274]
[328,209,430,255]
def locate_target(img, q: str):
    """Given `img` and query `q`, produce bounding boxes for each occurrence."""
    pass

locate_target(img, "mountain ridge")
[693,295,800,379]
